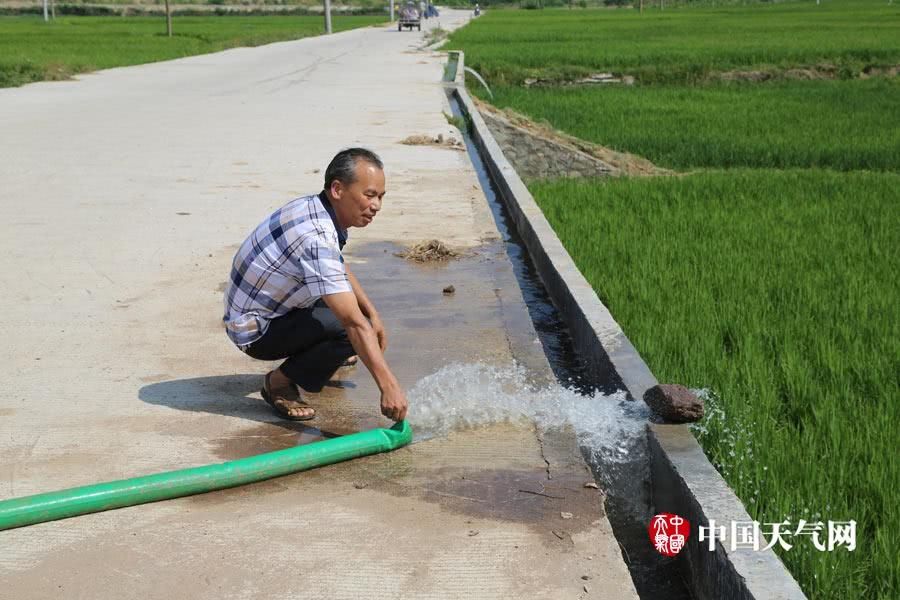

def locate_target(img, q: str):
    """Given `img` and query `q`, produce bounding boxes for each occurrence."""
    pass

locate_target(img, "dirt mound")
[521,64,900,87]
[861,65,900,78]
[715,63,900,82]
[474,98,669,177]
[718,69,775,83]
[524,73,636,87]
[395,240,462,263]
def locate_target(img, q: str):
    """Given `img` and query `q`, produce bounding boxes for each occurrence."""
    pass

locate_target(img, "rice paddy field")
[484,78,900,171]
[451,0,900,84]
[448,2,899,598]
[0,15,387,88]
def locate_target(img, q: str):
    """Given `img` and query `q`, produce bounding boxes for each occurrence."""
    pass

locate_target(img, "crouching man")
[222,148,408,423]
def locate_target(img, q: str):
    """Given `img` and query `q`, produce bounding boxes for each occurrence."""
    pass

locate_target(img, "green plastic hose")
[0,420,412,531]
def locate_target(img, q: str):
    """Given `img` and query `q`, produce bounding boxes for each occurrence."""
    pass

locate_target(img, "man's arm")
[322,291,407,422]
[344,263,375,316]
[344,263,387,351]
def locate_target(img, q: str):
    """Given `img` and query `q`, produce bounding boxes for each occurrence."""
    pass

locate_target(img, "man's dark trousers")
[243,300,354,392]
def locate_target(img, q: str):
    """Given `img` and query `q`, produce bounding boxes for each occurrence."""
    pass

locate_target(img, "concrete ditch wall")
[448,51,807,600]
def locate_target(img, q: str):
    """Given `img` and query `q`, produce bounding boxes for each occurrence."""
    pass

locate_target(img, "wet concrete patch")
[209,422,327,460]
[419,468,601,532]
[182,425,607,549]
[400,314,460,329]
[307,424,609,546]
[127,236,590,547]
[344,239,552,381]
[207,421,351,462]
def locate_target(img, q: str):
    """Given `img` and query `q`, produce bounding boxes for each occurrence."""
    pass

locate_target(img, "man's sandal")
[261,372,316,421]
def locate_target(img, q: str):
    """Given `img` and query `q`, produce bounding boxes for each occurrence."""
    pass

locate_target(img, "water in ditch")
[402,91,693,599]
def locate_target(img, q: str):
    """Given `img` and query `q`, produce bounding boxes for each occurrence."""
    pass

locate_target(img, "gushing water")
[407,362,651,471]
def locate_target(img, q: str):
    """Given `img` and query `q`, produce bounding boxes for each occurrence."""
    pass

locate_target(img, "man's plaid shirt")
[223,191,352,348]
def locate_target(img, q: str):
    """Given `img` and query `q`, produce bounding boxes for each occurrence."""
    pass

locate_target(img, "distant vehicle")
[474,3,481,16]
[398,3,421,31]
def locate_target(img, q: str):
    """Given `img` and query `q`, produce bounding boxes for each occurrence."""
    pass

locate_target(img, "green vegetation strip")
[531,171,899,599]
[480,78,900,171]
[0,15,387,88]
[0,421,412,530]
[446,1,900,85]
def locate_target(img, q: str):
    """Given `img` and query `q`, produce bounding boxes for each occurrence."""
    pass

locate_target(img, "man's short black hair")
[324,148,384,190]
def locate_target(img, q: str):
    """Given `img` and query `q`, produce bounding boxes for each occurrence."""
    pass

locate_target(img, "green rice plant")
[446,1,900,84]
[0,15,387,88]
[477,78,900,170]
[530,170,900,599]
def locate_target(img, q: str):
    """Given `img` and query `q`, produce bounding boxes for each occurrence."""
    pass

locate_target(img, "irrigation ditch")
[442,51,808,600]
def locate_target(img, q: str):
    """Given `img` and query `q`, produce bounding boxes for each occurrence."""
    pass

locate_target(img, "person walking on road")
[222,148,408,423]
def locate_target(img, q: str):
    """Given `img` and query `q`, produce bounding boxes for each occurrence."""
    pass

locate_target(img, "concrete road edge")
[446,50,807,600]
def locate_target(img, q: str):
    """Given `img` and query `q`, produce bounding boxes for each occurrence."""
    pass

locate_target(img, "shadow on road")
[137,374,349,439]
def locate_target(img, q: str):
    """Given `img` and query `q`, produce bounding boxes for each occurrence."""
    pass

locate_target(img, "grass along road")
[447,1,900,85]
[480,78,900,171]
[0,15,387,87]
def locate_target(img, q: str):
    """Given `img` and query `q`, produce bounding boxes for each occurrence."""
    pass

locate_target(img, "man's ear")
[330,179,343,200]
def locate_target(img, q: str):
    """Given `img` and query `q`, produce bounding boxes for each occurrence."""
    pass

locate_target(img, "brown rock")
[643,384,704,423]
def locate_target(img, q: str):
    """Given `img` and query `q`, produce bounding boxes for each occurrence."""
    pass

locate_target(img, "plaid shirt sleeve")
[295,232,352,297]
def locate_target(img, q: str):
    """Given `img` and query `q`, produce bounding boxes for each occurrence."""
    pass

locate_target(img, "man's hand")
[370,313,388,352]
[380,384,408,422]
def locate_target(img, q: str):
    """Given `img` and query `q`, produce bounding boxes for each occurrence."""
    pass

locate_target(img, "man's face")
[330,161,386,229]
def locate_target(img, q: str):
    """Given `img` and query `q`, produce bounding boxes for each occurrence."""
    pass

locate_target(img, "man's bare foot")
[341,355,359,368]
[262,370,315,420]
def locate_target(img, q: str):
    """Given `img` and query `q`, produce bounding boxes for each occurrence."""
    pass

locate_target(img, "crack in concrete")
[536,431,552,481]
[492,287,517,361]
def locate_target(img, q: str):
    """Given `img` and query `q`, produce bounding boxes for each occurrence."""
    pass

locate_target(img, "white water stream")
[407,362,651,470]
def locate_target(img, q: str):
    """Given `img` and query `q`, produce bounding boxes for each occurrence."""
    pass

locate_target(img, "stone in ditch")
[443,285,455,295]
[643,384,704,423]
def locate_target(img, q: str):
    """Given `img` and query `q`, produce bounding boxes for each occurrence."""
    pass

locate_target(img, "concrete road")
[0,11,639,599]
